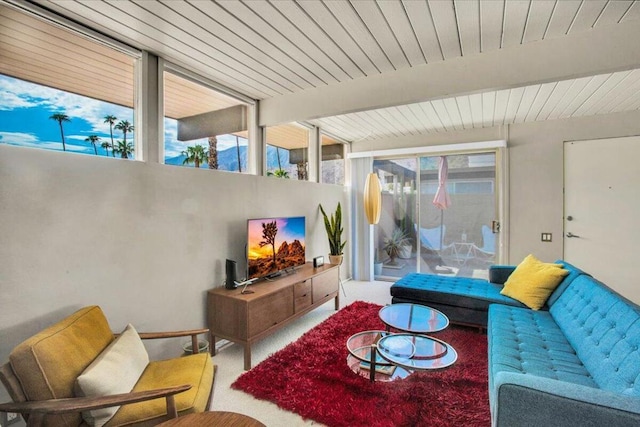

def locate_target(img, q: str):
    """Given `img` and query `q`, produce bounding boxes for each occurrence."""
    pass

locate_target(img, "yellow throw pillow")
[500,254,569,310]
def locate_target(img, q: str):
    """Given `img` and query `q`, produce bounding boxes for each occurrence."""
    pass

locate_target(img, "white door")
[564,136,640,303]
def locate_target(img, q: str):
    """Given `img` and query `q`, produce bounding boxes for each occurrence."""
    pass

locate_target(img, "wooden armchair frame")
[0,328,212,427]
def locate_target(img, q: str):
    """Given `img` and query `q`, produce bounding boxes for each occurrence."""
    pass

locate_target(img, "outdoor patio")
[375,248,492,282]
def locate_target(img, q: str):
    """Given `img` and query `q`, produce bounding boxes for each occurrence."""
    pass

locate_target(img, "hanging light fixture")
[363,172,382,224]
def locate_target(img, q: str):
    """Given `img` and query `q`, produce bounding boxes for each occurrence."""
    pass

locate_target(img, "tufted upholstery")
[546,260,589,307]
[550,275,640,395]
[391,272,528,326]
[490,272,640,426]
[489,304,597,395]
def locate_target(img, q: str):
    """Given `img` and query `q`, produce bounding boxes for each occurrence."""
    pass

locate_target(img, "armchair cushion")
[105,353,214,426]
[75,324,149,426]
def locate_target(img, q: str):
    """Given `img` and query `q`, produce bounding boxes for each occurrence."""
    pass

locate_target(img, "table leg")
[370,345,377,382]
[244,344,252,371]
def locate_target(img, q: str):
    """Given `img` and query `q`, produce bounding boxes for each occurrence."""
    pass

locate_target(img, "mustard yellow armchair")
[0,306,215,427]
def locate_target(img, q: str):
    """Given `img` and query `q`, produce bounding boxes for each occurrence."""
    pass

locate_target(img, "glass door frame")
[349,140,509,281]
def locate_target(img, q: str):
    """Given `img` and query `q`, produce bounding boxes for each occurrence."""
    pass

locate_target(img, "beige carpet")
[208,279,393,427]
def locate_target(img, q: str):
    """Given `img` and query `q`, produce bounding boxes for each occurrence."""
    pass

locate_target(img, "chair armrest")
[136,329,209,354]
[488,265,516,284]
[0,385,190,425]
[136,328,209,340]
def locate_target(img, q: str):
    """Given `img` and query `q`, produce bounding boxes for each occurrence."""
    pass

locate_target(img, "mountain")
[277,239,305,260]
[165,144,291,171]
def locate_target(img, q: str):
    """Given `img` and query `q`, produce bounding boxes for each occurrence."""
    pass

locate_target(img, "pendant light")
[363,172,382,225]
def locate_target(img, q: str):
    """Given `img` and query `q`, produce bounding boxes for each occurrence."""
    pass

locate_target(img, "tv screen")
[247,216,306,280]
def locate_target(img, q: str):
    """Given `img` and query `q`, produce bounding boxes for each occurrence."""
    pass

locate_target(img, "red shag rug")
[232,301,490,427]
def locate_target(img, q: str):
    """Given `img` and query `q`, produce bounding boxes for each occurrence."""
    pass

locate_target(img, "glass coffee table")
[379,303,449,333]
[346,304,457,382]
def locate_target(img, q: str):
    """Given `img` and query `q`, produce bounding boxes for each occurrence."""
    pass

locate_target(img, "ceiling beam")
[259,20,640,126]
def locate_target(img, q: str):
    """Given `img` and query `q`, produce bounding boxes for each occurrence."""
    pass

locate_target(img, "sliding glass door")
[374,152,498,280]
[418,152,497,279]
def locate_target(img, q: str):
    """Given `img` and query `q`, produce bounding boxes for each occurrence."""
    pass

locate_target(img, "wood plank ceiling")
[5,0,640,143]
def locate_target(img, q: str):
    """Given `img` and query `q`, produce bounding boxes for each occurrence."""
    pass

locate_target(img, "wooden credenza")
[207,262,340,370]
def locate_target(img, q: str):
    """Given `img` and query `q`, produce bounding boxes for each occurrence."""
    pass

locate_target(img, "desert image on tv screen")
[247,217,305,280]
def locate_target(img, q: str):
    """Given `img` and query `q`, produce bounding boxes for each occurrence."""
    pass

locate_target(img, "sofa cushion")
[9,306,114,427]
[488,304,598,399]
[105,353,214,426]
[500,255,569,310]
[75,324,149,426]
[549,275,640,396]
[391,273,527,310]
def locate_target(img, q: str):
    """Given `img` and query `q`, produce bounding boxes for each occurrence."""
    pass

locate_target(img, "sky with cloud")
[0,74,245,159]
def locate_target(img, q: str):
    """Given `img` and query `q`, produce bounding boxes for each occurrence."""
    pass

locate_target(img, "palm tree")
[276,146,282,170]
[49,113,70,151]
[113,140,134,159]
[115,120,134,150]
[267,168,290,178]
[182,144,208,168]
[235,135,242,173]
[103,115,117,157]
[208,136,218,169]
[85,135,100,155]
[100,140,111,157]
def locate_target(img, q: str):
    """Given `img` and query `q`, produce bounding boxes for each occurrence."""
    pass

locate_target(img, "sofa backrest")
[550,275,640,396]
[546,260,589,307]
[9,306,114,426]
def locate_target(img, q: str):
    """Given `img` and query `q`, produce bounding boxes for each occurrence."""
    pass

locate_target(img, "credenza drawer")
[312,267,339,302]
[294,279,312,312]
[248,288,294,337]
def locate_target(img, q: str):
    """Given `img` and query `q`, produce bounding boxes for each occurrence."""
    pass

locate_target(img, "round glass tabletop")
[345,330,411,382]
[346,330,392,365]
[378,303,449,333]
[377,333,457,371]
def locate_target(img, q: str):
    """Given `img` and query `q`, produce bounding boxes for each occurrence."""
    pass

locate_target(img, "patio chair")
[474,225,496,260]
[415,224,450,272]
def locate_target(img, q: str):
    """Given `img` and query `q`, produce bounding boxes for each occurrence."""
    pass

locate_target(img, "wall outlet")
[541,233,552,242]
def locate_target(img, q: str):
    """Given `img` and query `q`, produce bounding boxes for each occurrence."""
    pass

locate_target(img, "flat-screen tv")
[247,216,306,280]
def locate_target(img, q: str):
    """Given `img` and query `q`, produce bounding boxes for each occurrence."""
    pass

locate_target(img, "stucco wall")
[0,144,348,387]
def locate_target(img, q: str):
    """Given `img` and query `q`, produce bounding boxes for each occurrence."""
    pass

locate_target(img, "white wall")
[353,109,640,271]
[0,144,348,381]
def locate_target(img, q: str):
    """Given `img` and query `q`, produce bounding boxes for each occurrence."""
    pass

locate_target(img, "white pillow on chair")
[75,323,149,427]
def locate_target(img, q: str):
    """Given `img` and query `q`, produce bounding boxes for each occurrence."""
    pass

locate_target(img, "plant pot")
[374,262,383,276]
[398,244,412,259]
[182,340,209,355]
[329,254,344,265]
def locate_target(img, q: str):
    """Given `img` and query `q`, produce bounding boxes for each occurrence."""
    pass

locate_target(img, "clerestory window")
[0,4,138,159]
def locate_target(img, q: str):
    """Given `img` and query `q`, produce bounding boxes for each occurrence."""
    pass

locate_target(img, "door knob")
[566,232,580,238]
[566,216,573,221]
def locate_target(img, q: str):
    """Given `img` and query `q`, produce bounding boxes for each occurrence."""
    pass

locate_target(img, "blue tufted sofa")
[391,261,640,426]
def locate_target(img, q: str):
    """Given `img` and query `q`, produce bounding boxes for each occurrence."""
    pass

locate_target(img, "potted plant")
[374,248,383,276]
[319,202,346,265]
[383,229,411,265]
